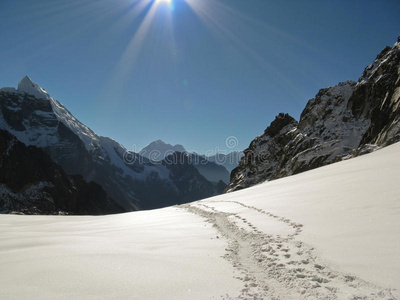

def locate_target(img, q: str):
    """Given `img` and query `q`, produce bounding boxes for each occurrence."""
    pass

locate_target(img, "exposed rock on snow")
[227,38,400,192]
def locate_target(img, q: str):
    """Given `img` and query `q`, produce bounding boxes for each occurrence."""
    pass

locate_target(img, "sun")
[156,0,172,3]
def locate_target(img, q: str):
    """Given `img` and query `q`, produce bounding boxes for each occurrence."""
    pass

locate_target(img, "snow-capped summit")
[140,139,186,161]
[17,76,50,100]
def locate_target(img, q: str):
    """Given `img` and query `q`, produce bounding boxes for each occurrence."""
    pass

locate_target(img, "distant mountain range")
[140,140,243,173]
[226,36,400,192]
[0,77,227,213]
[139,139,241,185]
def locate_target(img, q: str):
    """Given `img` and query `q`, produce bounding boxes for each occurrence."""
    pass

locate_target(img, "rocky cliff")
[227,36,400,192]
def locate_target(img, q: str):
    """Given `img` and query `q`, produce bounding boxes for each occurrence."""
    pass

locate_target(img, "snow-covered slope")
[1,141,399,299]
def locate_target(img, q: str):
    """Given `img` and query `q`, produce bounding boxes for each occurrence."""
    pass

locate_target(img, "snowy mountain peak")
[140,140,186,161]
[152,139,185,149]
[17,76,50,100]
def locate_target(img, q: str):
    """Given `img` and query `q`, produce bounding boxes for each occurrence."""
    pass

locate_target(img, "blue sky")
[0,0,399,154]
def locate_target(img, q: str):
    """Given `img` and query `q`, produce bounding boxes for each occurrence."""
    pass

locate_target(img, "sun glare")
[156,0,172,4]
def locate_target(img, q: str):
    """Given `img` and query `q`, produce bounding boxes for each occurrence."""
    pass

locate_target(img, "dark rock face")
[228,113,299,191]
[0,91,136,211]
[227,38,400,192]
[264,113,297,137]
[0,130,125,215]
[0,92,92,176]
[348,42,400,147]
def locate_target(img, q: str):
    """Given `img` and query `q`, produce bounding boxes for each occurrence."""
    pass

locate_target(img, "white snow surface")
[0,208,242,299]
[1,142,400,299]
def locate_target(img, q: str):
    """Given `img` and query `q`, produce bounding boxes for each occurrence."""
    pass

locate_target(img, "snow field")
[1,142,400,299]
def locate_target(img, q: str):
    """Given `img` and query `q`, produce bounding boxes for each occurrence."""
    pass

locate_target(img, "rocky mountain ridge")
[0,77,218,211]
[226,36,400,192]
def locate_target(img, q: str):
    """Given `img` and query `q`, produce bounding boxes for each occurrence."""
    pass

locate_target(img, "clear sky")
[0,0,399,154]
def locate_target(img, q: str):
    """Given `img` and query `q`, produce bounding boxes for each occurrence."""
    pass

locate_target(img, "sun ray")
[2,0,130,69]
[1,0,138,82]
[103,0,160,99]
[183,0,314,99]
[209,1,327,87]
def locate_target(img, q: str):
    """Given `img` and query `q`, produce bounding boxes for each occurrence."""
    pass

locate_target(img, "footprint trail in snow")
[181,200,397,300]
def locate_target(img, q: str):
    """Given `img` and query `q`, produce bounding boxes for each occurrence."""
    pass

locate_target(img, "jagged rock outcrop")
[227,113,299,190]
[227,37,400,192]
[0,130,125,215]
[348,36,400,148]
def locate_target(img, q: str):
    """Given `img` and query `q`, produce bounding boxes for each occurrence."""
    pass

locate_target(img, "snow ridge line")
[181,201,396,299]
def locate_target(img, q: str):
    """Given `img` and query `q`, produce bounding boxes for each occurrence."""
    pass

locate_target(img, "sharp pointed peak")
[17,76,50,100]
[20,75,33,82]
[153,139,166,144]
